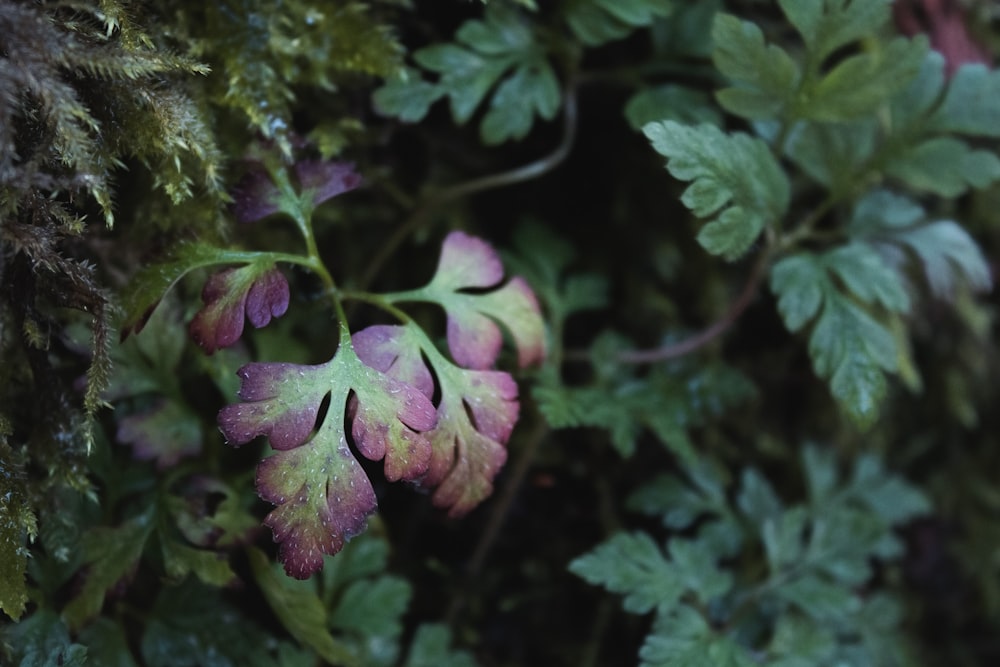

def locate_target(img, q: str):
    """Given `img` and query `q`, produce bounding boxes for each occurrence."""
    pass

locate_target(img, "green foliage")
[573,446,930,666]
[644,120,790,259]
[564,0,673,47]
[374,3,559,144]
[4,0,1000,665]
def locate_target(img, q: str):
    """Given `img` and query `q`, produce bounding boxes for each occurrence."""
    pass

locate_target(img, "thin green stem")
[337,289,413,324]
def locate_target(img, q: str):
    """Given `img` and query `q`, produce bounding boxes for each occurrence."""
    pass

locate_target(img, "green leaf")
[378,5,561,144]
[777,574,861,621]
[667,539,733,603]
[63,510,155,629]
[768,614,837,667]
[78,618,140,667]
[329,575,411,638]
[770,255,826,332]
[141,577,279,667]
[762,507,808,571]
[569,532,683,614]
[2,610,88,667]
[736,468,783,527]
[372,69,445,123]
[810,293,897,426]
[249,547,359,667]
[886,136,1000,197]
[536,358,752,461]
[824,243,910,313]
[805,36,927,121]
[479,56,560,144]
[644,120,789,259]
[929,63,1000,137]
[778,0,892,62]
[802,445,839,506]
[160,539,235,587]
[848,456,931,524]
[772,252,902,425]
[625,85,723,131]
[784,119,878,190]
[564,0,673,47]
[404,624,479,667]
[848,191,992,299]
[640,604,753,667]
[712,13,799,120]
[628,474,720,530]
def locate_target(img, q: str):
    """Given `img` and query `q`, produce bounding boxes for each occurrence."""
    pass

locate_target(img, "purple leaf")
[353,324,520,516]
[218,362,328,450]
[257,429,377,579]
[218,345,437,577]
[231,160,362,224]
[189,264,289,354]
[117,398,203,469]
[426,368,518,516]
[417,231,546,369]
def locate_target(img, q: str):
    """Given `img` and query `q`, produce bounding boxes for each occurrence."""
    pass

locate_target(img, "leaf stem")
[359,83,579,291]
[616,250,770,364]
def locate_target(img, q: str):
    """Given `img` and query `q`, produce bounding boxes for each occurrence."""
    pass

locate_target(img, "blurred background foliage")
[2,0,999,665]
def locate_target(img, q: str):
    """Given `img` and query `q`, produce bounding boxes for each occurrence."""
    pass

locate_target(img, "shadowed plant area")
[2,0,1000,665]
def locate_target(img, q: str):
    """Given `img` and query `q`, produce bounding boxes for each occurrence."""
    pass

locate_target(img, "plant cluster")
[2,0,999,666]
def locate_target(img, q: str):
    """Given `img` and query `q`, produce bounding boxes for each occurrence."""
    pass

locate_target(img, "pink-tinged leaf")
[190,264,289,354]
[350,327,438,482]
[219,343,437,576]
[257,427,377,579]
[351,325,435,397]
[446,276,546,370]
[116,399,203,469]
[409,231,547,369]
[351,375,436,482]
[232,161,362,224]
[295,160,363,206]
[431,231,505,290]
[424,368,518,516]
[219,362,328,450]
[352,324,519,516]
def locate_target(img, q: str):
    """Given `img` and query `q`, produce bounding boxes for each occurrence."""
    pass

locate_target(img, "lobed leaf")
[231,160,362,224]
[1,610,88,667]
[116,399,204,469]
[885,136,1000,197]
[404,624,479,667]
[771,252,901,425]
[712,13,800,120]
[248,548,358,666]
[190,264,289,354]
[929,63,1000,138]
[219,339,436,578]
[848,190,993,299]
[784,119,878,190]
[570,532,684,614]
[374,5,561,144]
[644,121,789,259]
[778,0,892,62]
[354,324,519,516]
[63,511,155,629]
[805,36,927,121]
[564,0,674,47]
[640,605,754,667]
[395,231,546,369]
